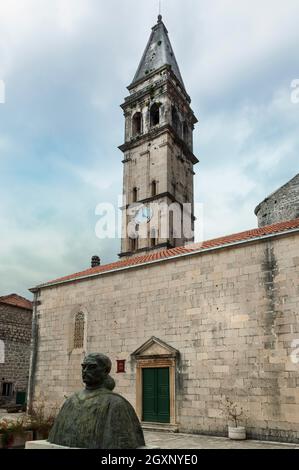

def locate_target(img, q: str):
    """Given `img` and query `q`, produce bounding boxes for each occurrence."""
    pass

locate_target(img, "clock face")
[135,206,153,224]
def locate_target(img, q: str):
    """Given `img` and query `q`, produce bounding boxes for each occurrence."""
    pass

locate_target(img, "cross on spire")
[158,0,162,21]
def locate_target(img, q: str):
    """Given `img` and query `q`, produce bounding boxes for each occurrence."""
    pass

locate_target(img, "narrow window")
[0,340,4,364]
[150,103,160,127]
[133,187,138,203]
[151,180,157,197]
[74,312,85,349]
[172,182,176,197]
[2,382,13,397]
[172,106,181,136]
[130,237,138,251]
[132,112,142,136]
[183,122,189,144]
[150,228,157,247]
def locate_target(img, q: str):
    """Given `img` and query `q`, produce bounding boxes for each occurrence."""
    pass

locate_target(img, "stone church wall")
[0,305,32,404]
[32,232,299,442]
[255,174,299,227]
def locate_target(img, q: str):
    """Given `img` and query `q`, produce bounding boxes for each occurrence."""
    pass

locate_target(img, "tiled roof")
[0,293,33,310]
[36,217,299,289]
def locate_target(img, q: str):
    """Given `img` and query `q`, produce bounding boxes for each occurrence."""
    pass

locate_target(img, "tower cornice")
[126,65,191,103]
[118,124,199,165]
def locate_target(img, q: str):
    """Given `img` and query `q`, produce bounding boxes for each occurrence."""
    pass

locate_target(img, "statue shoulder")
[62,390,82,406]
[107,392,136,410]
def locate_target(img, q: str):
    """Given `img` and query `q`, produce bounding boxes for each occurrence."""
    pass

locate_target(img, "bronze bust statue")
[48,353,145,449]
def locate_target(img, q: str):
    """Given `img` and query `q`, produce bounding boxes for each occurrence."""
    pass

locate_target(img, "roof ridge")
[0,293,33,310]
[33,217,299,290]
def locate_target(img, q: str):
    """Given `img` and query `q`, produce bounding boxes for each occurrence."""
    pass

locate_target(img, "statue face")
[81,357,108,388]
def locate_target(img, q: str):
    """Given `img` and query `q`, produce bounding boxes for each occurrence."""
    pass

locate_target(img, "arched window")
[132,112,142,137]
[0,340,4,364]
[74,312,85,349]
[151,180,157,197]
[133,187,138,203]
[150,103,160,127]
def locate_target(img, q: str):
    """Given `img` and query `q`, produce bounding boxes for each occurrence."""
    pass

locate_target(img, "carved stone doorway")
[131,337,179,427]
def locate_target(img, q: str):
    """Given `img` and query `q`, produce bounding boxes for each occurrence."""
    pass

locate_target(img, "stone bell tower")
[119,15,199,258]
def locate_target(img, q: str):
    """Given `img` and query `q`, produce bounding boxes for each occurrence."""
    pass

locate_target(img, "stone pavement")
[144,431,298,449]
[0,410,25,421]
[1,411,297,449]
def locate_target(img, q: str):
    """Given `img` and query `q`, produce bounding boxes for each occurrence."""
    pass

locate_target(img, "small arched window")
[151,180,157,197]
[133,187,138,203]
[0,340,4,364]
[132,112,142,137]
[74,312,85,349]
[150,103,160,127]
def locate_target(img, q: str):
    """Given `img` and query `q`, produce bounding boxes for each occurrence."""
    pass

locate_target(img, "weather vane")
[159,0,162,17]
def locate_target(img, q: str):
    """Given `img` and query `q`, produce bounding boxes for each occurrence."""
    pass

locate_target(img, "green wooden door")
[142,368,170,423]
[16,391,26,405]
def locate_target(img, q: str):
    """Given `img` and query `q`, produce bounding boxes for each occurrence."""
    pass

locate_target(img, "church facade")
[28,17,299,443]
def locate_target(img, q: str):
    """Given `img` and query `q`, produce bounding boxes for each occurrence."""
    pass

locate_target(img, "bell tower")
[119,15,198,258]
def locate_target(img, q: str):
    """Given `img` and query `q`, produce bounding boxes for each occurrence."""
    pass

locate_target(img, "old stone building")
[255,173,299,228]
[0,294,33,406]
[28,16,299,443]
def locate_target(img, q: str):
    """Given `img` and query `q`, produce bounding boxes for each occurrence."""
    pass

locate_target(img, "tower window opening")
[172,106,181,136]
[132,112,142,137]
[150,103,160,127]
[151,180,157,197]
[150,228,157,247]
[133,187,138,203]
[183,121,189,144]
[130,237,138,252]
[172,182,176,197]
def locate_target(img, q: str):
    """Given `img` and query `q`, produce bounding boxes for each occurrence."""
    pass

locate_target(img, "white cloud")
[0,0,298,296]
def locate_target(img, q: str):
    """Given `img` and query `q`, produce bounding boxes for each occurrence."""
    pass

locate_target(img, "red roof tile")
[0,293,33,310]
[37,217,299,289]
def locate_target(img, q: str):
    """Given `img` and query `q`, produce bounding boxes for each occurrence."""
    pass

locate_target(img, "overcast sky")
[0,0,298,299]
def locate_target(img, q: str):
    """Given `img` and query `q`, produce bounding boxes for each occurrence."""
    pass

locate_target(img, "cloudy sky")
[0,0,298,299]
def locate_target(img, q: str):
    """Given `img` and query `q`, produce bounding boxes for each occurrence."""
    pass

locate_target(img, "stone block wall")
[0,305,32,404]
[32,232,299,442]
[255,174,299,227]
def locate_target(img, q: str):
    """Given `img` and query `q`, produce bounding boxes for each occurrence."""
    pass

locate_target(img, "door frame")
[136,357,176,425]
[132,337,179,426]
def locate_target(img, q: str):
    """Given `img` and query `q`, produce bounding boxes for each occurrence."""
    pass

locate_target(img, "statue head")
[81,353,112,389]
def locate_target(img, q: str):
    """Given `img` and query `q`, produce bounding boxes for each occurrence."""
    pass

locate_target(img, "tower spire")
[130,14,186,90]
